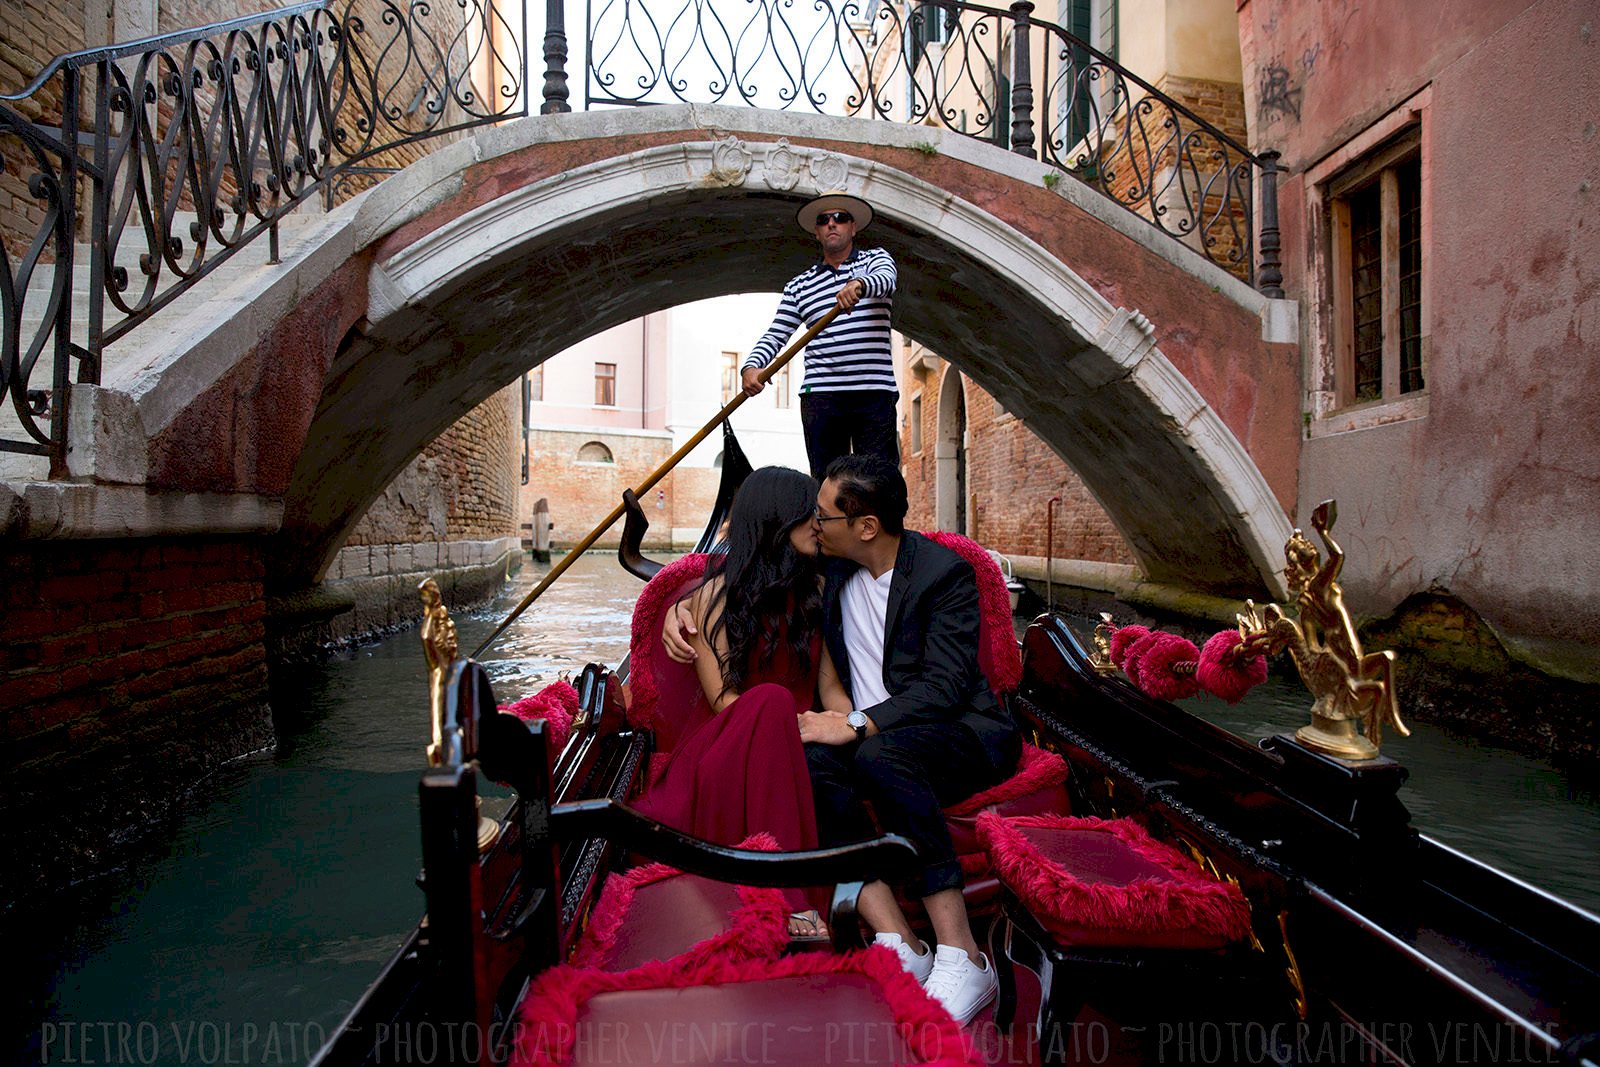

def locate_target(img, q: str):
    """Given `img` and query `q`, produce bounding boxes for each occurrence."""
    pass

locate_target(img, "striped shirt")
[742,246,898,395]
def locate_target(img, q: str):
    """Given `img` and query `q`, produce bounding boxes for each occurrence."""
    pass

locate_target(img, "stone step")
[2,204,343,482]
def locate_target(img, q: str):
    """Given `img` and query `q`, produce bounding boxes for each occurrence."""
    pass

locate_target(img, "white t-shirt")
[841,566,894,711]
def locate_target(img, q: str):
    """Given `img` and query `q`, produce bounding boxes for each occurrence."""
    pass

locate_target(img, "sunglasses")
[815,211,854,226]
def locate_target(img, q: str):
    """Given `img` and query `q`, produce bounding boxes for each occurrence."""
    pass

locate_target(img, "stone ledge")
[272,537,523,659]
[1005,554,1250,627]
[0,481,283,539]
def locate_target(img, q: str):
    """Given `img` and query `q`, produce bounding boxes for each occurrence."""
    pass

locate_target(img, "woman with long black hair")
[633,466,850,937]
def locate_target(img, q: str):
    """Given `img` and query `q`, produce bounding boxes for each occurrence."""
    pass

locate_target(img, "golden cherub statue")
[1240,501,1409,760]
[420,579,458,767]
[1089,612,1120,673]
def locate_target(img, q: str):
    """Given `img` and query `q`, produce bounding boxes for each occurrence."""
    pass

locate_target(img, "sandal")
[787,910,830,942]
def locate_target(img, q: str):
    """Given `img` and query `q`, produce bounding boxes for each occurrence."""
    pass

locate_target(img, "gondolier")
[741,191,900,479]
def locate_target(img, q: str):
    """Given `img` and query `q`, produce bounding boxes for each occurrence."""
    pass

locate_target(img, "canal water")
[12,551,1600,1066]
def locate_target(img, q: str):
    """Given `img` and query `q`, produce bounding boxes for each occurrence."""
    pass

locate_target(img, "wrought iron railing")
[3,0,1282,471]
[0,0,524,467]
[575,0,1281,291]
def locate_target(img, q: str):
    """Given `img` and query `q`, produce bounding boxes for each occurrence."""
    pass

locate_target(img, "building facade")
[899,0,1599,757]
[520,295,810,551]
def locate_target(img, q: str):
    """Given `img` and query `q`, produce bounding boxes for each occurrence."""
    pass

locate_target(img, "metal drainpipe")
[1045,496,1060,610]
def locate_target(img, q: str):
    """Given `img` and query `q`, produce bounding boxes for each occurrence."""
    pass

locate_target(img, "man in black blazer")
[795,454,1019,1024]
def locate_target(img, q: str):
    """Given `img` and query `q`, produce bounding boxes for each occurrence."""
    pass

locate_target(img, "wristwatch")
[846,710,869,742]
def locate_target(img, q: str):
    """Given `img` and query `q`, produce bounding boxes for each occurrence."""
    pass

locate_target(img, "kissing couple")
[639,453,1022,1024]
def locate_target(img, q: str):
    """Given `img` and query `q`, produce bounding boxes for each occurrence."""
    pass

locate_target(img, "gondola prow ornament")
[420,578,460,767]
[1097,499,1409,761]
[1242,499,1410,760]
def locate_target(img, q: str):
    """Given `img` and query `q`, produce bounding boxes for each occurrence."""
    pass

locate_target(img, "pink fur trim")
[625,554,709,732]
[1196,629,1269,704]
[944,743,1068,816]
[568,832,788,971]
[924,531,1024,697]
[976,812,1251,942]
[1108,624,1150,668]
[514,945,979,1067]
[1130,632,1202,702]
[499,681,579,751]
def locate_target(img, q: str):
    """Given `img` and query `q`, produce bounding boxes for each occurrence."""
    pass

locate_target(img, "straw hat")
[795,191,874,233]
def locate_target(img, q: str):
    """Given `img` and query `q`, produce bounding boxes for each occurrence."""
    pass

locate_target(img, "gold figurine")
[420,579,458,767]
[1243,501,1409,760]
[1089,612,1120,673]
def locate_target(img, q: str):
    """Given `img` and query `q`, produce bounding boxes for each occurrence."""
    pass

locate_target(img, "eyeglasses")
[815,211,854,226]
[814,506,849,524]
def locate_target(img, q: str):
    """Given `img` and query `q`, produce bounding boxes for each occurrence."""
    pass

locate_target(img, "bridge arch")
[142,107,1296,599]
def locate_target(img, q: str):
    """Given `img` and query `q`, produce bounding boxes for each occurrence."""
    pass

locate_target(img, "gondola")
[311,428,1600,1067]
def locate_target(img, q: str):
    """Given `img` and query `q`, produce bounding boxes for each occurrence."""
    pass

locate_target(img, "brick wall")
[901,362,1135,564]
[346,384,521,548]
[1096,75,1252,279]
[520,428,722,550]
[1,534,274,899]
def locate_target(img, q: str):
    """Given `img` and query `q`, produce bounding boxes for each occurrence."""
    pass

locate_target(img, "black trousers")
[800,390,900,480]
[805,723,1012,900]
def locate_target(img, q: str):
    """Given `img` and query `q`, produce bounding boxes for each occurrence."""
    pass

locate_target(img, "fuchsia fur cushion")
[942,744,1071,882]
[513,945,981,1067]
[977,813,1253,951]
[625,554,711,753]
[501,681,579,752]
[569,833,791,974]
[922,531,1024,699]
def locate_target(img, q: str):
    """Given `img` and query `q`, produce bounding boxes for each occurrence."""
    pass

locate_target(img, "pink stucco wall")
[1239,0,1600,675]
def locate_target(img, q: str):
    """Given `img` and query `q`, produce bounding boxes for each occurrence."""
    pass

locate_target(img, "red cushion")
[977,813,1252,951]
[922,531,1023,698]
[626,555,711,752]
[513,946,981,1066]
[570,834,789,973]
[500,681,579,751]
[944,744,1071,872]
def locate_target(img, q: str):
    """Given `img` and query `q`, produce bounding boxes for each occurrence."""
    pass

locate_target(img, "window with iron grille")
[1329,138,1426,409]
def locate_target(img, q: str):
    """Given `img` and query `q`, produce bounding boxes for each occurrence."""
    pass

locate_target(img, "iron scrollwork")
[583,0,1275,288]
[0,0,525,464]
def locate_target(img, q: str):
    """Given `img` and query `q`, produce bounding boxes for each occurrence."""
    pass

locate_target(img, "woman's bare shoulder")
[688,576,725,632]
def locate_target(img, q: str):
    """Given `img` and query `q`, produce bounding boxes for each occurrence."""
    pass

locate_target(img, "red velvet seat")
[513,946,981,1067]
[569,835,792,974]
[977,813,1251,950]
[977,813,1254,1063]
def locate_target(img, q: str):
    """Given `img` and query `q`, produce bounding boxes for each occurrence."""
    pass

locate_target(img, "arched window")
[577,441,615,464]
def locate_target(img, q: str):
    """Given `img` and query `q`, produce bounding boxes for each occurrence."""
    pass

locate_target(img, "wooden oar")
[470,305,842,659]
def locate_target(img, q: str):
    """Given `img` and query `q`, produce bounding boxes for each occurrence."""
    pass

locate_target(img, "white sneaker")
[923,945,998,1026]
[874,932,935,983]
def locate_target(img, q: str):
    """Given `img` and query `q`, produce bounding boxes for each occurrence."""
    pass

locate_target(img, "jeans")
[800,389,901,480]
[805,722,1011,900]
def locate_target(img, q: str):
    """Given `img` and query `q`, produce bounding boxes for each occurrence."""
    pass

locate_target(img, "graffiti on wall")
[1259,59,1304,123]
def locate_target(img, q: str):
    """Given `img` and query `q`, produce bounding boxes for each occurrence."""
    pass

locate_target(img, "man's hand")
[741,367,765,397]
[661,600,697,663]
[835,278,868,313]
[797,709,857,746]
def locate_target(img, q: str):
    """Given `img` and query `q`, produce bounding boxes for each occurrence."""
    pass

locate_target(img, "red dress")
[634,634,821,863]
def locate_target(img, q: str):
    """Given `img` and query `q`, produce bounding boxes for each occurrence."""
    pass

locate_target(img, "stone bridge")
[18,104,1301,602]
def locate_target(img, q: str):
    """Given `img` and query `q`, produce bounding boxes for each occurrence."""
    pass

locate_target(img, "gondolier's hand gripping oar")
[470,305,844,659]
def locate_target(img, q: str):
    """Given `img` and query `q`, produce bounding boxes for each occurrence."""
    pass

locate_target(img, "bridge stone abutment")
[268,105,1299,600]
